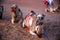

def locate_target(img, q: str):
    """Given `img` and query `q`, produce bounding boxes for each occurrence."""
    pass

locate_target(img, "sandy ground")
[0,20,47,40]
[0,0,60,40]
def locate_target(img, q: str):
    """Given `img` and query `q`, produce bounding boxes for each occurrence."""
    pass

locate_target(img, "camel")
[10,4,23,24]
[22,11,45,37]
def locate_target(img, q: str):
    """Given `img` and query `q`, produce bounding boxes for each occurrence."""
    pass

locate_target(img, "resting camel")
[22,11,45,37]
[10,4,23,24]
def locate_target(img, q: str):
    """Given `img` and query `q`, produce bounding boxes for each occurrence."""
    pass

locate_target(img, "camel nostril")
[34,31,37,34]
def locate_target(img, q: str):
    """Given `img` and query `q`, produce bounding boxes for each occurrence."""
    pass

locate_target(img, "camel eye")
[37,28,38,30]
[41,17,44,20]
[36,27,38,30]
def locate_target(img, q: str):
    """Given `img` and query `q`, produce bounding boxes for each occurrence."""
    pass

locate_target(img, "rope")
[42,26,49,40]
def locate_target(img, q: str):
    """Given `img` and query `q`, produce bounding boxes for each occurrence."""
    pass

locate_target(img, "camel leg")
[11,17,14,24]
[22,21,25,28]
[29,30,36,35]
